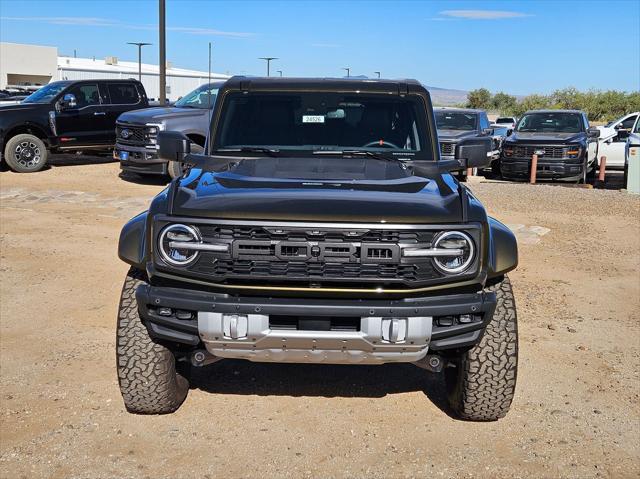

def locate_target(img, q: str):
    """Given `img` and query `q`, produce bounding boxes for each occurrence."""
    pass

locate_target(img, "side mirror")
[158,131,192,162]
[59,93,76,109]
[588,127,601,138]
[456,140,491,168]
[482,128,494,136]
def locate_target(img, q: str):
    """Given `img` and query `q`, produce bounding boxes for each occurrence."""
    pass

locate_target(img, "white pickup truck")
[597,112,639,169]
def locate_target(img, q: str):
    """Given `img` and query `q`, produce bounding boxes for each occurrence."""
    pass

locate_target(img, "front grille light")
[158,224,202,266]
[431,231,475,274]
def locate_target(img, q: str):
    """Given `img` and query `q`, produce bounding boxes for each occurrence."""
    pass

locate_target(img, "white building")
[0,42,229,101]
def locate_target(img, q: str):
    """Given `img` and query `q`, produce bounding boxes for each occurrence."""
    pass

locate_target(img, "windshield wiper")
[218,147,281,157]
[313,149,409,168]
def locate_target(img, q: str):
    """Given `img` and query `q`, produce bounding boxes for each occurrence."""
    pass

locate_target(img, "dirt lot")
[1,156,639,479]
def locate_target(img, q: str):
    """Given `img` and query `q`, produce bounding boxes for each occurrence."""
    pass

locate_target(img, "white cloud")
[439,10,531,20]
[0,16,255,37]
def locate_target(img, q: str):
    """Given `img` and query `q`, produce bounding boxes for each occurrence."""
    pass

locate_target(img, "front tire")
[116,268,189,414]
[445,276,518,421]
[4,134,48,173]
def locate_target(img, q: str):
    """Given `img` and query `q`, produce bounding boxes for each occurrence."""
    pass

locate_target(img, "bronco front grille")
[155,221,481,288]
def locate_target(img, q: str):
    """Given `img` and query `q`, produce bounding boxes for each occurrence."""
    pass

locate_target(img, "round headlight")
[158,224,201,266]
[433,231,475,274]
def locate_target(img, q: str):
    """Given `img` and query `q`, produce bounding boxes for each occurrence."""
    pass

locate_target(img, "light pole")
[276,70,283,77]
[159,0,166,104]
[127,42,152,81]
[374,71,381,79]
[342,67,350,78]
[259,57,278,77]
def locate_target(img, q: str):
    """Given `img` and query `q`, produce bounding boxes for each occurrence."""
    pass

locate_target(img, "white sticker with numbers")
[302,115,325,123]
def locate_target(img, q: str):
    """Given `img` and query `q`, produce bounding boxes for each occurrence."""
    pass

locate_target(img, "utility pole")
[342,67,350,78]
[127,42,152,81]
[259,57,278,77]
[374,71,381,79]
[276,70,283,77]
[159,0,166,104]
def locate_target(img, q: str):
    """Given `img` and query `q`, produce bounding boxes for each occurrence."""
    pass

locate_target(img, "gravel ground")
[1,156,639,479]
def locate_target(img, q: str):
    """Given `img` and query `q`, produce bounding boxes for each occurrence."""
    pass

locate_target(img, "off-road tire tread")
[116,268,188,414]
[447,276,518,421]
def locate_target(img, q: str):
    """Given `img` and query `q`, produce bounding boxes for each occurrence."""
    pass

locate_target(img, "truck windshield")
[516,112,583,133]
[435,111,477,131]
[214,91,431,158]
[496,117,514,124]
[22,82,67,104]
[175,84,219,109]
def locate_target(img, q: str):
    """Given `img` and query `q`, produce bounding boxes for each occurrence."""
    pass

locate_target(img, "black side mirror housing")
[456,139,491,168]
[588,127,601,138]
[158,131,192,162]
[482,127,494,136]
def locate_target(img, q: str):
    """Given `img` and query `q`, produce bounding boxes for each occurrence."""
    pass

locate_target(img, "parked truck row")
[0,79,637,186]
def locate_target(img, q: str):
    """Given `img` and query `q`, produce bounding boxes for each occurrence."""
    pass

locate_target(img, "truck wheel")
[445,276,518,421]
[167,143,204,179]
[4,134,48,173]
[116,268,189,414]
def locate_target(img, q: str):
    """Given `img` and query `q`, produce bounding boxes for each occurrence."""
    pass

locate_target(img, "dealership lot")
[1,156,639,478]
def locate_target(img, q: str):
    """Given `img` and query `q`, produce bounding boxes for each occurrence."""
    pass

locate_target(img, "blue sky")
[1,0,638,95]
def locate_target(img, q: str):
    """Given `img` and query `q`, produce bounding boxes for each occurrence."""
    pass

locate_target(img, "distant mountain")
[426,85,469,106]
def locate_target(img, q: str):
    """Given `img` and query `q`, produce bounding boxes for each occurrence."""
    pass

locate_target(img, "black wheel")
[456,170,467,182]
[4,134,48,172]
[623,161,628,188]
[116,268,189,414]
[167,143,203,179]
[445,276,518,421]
[578,157,589,184]
[491,158,501,177]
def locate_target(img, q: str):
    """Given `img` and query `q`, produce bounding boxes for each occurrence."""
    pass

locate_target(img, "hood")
[507,131,586,143]
[117,106,208,124]
[170,157,463,223]
[437,129,478,141]
[0,102,46,112]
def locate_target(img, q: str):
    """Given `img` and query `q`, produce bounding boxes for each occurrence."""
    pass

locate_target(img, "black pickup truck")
[116,77,519,421]
[435,108,506,178]
[500,109,600,182]
[0,79,148,172]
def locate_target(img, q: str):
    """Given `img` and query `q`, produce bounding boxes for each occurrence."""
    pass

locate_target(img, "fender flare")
[118,211,148,267]
[487,217,518,278]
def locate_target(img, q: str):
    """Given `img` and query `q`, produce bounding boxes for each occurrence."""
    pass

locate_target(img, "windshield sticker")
[302,115,325,123]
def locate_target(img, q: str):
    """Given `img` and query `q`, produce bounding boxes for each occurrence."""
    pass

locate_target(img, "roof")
[435,107,485,114]
[57,56,229,79]
[223,76,425,95]
[523,109,584,114]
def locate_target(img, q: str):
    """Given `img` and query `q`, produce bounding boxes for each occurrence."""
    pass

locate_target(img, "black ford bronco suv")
[116,77,519,421]
[0,79,148,172]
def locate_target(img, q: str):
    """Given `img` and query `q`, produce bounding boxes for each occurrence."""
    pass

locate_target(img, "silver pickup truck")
[115,81,225,178]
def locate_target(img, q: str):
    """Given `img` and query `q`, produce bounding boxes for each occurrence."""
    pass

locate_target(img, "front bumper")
[115,142,167,175]
[501,157,584,180]
[135,284,496,364]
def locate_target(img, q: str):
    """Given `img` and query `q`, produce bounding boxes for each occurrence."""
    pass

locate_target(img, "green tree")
[491,92,517,114]
[467,88,492,109]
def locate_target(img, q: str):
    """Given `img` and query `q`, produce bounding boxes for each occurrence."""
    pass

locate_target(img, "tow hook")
[190,349,220,367]
[413,354,445,373]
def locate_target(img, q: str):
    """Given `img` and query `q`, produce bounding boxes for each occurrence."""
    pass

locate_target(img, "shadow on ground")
[190,360,454,416]
[47,153,116,167]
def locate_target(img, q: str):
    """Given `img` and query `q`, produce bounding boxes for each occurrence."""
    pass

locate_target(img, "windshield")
[22,82,68,104]
[214,91,431,158]
[496,117,514,124]
[174,84,219,109]
[634,119,640,133]
[435,111,477,131]
[516,112,583,133]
